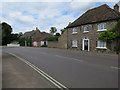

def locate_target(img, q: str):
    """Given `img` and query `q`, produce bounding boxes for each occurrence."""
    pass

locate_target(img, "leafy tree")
[1,22,12,45]
[50,27,57,35]
[68,22,72,26]
[18,32,23,38]
[60,29,65,34]
[11,33,19,42]
[19,37,25,46]
[19,37,32,47]
[55,33,61,36]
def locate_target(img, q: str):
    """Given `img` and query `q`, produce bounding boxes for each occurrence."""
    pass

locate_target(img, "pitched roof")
[21,30,52,41]
[33,33,52,41]
[67,4,120,28]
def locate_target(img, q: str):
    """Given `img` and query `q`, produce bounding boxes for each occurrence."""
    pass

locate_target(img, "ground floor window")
[72,40,77,47]
[97,40,106,49]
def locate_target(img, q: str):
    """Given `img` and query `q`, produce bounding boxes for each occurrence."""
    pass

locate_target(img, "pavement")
[2,51,56,88]
[2,47,119,88]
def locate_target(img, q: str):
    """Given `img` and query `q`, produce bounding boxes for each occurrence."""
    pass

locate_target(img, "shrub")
[41,45,47,47]
[46,36,58,41]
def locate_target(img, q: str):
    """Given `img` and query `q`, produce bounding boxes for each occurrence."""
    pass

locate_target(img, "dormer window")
[98,23,107,31]
[84,26,89,33]
[72,28,77,34]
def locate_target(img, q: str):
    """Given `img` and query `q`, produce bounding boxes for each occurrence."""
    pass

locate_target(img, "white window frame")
[72,40,77,47]
[97,23,107,31]
[96,40,107,49]
[83,26,89,33]
[72,28,77,34]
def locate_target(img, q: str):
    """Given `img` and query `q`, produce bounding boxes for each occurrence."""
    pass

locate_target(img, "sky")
[0,0,120,34]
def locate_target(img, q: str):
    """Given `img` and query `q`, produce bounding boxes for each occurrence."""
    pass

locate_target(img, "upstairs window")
[72,40,77,47]
[72,28,77,34]
[84,26,89,32]
[97,40,107,49]
[98,23,107,31]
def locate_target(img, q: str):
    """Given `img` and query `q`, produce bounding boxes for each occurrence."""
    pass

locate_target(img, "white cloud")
[70,0,94,12]
[9,12,35,23]
[1,1,117,34]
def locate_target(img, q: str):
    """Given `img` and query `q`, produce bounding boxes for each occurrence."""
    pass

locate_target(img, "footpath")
[2,52,55,88]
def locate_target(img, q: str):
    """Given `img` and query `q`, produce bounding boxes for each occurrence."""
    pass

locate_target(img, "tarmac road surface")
[3,47,118,88]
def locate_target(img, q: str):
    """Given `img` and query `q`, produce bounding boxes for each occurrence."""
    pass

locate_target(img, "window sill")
[72,32,78,34]
[83,31,89,33]
[72,46,77,48]
[96,47,107,49]
[97,29,107,32]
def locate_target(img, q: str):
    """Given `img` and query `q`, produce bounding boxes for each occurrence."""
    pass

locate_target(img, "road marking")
[55,55,83,62]
[8,52,69,90]
[110,66,120,70]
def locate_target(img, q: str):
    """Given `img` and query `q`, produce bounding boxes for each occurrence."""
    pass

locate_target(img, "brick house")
[21,28,52,47]
[32,33,52,47]
[66,4,120,53]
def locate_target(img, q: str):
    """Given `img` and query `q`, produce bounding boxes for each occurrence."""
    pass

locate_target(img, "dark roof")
[33,33,52,41]
[21,30,41,38]
[67,4,120,28]
[21,30,52,41]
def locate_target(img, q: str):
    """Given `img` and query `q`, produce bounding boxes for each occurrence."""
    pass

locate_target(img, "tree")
[60,29,65,34]
[18,32,23,38]
[1,22,12,45]
[11,33,19,42]
[19,37,32,47]
[50,27,57,35]
[68,22,72,26]
[19,37,25,46]
[55,33,61,36]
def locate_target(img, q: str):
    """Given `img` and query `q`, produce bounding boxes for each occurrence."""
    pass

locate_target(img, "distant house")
[66,4,120,53]
[21,28,52,47]
[32,32,52,47]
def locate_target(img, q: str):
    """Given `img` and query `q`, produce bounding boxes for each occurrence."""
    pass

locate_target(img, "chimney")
[114,4,119,12]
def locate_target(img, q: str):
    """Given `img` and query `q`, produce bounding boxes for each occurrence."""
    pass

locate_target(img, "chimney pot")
[114,4,119,12]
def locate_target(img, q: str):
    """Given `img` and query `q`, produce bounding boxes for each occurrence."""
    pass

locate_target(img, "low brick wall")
[58,30,67,49]
[47,41,59,48]
[47,29,68,49]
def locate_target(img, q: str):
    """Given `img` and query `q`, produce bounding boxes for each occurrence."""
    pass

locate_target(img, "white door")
[82,38,90,51]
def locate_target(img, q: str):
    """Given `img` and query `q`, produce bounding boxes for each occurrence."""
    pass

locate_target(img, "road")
[2,51,55,88]
[3,47,118,88]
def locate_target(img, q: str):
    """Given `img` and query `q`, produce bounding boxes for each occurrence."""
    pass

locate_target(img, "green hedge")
[46,36,59,41]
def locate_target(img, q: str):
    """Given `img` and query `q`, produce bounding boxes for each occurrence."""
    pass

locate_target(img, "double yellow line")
[8,52,69,90]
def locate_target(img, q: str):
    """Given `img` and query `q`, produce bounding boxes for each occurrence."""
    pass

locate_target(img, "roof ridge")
[69,4,110,27]
[87,4,109,12]
[67,4,120,28]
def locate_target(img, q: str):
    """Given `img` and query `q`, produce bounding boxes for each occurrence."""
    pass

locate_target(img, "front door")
[84,40,88,50]
[44,41,46,45]
[82,38,89,51]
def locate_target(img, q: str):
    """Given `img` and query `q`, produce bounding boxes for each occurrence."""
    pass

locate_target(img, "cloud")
[9,12,35,24]
[1,1,117,34]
